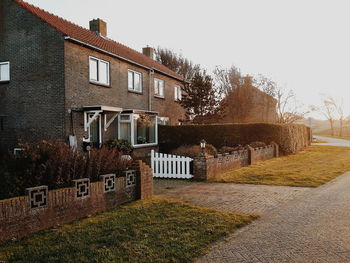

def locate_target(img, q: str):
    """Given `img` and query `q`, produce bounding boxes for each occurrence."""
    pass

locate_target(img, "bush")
[170,144,217,158]
[159,123,310,155]
[0,140,132,200]
[219,145,246,154]
[104,139,133,155]
[249,141,266,148]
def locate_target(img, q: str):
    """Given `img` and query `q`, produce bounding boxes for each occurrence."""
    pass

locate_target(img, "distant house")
[0,0,186,156]
[220,83,278,124]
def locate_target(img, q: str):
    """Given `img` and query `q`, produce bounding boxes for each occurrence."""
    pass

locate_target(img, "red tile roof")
[13,0,185,81]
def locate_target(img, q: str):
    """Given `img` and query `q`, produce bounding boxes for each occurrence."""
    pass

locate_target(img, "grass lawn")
[316,135,350,141]
[210,146,350,187]
[312,139,328,143]
[0,198,257,263]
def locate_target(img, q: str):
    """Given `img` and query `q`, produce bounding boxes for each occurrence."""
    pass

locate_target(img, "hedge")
[159,123,311,155]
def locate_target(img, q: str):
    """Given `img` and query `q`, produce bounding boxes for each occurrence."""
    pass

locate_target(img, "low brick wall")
[0,161,153,244]
[193,144,278,180]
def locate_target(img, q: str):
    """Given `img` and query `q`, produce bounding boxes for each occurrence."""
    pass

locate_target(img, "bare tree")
[275,86,309,124]
[254,74,277,97]
[213,65,243,96]
[325,96,345,136]
[155,47,200,80]
[315,96,337,136]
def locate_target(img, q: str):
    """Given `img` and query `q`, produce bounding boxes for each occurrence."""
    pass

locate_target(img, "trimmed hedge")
[159,123,311,155]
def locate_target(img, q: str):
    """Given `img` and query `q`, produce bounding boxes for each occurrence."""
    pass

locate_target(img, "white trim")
[87,113,102,146]
[64,36,187,83]
[89,56,110,86]
[104,113,119,131]
[154,78,165,98]
[0,62,10,82]
[118,113,158,148]
[128,69,142,93]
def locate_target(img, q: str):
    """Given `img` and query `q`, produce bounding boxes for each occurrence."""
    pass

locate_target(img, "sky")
[25,0,350,119]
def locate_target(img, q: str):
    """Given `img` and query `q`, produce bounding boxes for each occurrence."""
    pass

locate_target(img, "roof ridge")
[12,0,185,81]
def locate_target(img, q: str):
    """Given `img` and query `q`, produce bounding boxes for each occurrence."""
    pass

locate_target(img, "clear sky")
[25,0,350,119]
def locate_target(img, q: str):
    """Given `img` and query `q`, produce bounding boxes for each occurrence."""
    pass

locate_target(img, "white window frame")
[89,56,110,86]
[154,78,165,98]
[174,85,182,101]
[128,69,142,93]
[0,62,10,82]
[84,112,102,146]
[118,113,158,148]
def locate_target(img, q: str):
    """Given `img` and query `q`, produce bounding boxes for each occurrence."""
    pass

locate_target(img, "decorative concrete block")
[124,170,136,188]
[73,178,90,199]
[26,185,48,210]
[100,174,116,193]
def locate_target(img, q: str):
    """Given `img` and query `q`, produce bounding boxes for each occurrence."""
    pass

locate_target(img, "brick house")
[0,0,186,156]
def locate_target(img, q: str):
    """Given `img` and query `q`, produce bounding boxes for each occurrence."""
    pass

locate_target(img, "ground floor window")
[118,114,157,147]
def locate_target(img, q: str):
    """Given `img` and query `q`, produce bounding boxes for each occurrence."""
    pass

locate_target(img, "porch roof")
[121,109,159,115]
[82,105,123,113]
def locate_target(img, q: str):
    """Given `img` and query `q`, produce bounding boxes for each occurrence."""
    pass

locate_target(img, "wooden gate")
[151,150,193,179]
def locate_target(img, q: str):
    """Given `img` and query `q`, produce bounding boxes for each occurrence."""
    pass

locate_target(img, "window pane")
[134,115,156,145]
[159,80,164,97]
[0,63,10,81]
[154,79,159,95]
[89,59,98,81]
[120,123,131,142]
[134,72,141,91]
[99,61,109,85]
[128,71,134,90]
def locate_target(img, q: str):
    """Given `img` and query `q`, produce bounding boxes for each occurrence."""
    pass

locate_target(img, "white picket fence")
[151,150,193,179]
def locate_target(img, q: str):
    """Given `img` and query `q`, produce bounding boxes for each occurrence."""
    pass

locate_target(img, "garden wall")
[193,144,278,180]
[159,123,310,155]
[0,161,153,244]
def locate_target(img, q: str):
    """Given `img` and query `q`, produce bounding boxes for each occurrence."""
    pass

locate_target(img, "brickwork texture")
[0,161,153,244]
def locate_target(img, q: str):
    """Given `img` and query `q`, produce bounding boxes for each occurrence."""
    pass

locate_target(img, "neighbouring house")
[0,0,186,156]
[219,77,277,124]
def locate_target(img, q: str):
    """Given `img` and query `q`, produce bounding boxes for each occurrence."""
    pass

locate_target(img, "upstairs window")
[128,70,142,93]
[174,86,182,101]
[89,57,110,86]
[154,78,165,98]
[0,62,10,82]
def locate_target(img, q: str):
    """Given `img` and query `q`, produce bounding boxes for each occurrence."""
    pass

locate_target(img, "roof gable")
[13,0,185,81]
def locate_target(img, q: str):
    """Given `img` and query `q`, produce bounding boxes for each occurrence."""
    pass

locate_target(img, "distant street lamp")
[200,139,206,154]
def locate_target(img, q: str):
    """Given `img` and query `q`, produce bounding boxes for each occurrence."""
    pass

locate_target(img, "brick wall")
[64,42,186,146]
[193,144,278,180]
[0,0,65,150]
[0,161,153,244]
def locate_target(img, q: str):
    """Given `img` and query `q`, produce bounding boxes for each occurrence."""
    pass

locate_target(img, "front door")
[88,113,101,148]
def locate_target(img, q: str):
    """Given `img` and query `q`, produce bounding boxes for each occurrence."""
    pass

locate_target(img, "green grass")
[0,198,257,263]
[211,146,350,187]
[312,139,328,143]
[317,135,350,141]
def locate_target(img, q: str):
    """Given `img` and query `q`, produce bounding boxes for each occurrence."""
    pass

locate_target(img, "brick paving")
[154,179,309,215]
[155,172,350,262]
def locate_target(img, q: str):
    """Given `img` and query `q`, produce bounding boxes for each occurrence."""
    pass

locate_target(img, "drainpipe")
[148,69,154,111]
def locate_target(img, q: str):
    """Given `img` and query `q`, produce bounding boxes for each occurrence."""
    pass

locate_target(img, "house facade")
[0,0,186,156]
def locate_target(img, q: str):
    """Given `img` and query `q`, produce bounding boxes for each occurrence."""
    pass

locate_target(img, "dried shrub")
[170,144,217,158]
[159,123,310,155]
[249,141,266,148]
[104,139,133,155]
[0,140,132,200]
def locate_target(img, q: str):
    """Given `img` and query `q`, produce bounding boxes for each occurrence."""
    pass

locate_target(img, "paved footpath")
[193,172,350,263]
[155,138,350,262]
[313,135,350,147]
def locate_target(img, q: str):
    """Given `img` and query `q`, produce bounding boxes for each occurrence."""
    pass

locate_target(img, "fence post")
[247,146,256,165]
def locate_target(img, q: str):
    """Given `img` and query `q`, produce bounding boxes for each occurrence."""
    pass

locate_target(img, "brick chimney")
[142,46,154,59]
[89,19,107,37]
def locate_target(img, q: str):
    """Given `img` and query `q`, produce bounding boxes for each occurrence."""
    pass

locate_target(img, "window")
[118,114,157,147]
[154,78,165,98]
[158,117,169,125]
[174,86,182,101]
[89,57,110,86]
[0,62,10,82]
[128,70,142,92]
